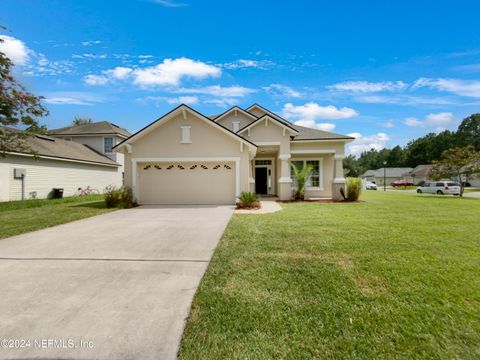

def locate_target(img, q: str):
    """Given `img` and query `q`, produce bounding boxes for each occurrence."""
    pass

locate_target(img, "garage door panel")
[138,162,235,205]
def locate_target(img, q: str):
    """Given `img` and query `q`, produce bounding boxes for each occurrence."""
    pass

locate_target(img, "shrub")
[416,180,426,187]
[291,163,313,200]
[104,185,136,208]
[237,192,260,209]
[345,177,362,202]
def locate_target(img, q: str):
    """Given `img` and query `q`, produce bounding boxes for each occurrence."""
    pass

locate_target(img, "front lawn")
[0,195,115,239]
[180,192,480,359]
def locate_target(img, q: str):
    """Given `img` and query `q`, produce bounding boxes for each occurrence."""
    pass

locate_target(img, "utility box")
[14,168,26,179]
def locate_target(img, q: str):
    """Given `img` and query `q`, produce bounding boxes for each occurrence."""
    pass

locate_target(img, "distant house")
[0,132,119,201]
[49,121,130,184]
[402,165,434,185]
[361,167,413,185]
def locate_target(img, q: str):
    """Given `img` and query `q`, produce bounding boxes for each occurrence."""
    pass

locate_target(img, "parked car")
[416,181,461,195]
[391,180,415,187]
[365,181,377,190]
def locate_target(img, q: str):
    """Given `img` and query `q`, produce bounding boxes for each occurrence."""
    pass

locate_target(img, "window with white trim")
[181,126,191,143]
[232,121,240,132]
[104,137,113,153]
[290,159,321,189]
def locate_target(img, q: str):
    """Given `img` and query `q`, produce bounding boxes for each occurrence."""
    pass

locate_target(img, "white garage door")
[137,161,236,205]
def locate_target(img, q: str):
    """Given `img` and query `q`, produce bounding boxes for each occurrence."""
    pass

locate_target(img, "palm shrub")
[237,192,259,209]
[291,163,313,200]
[345,177,362,202]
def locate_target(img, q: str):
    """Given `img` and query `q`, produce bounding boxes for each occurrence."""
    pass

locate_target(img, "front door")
[255,167,268,194]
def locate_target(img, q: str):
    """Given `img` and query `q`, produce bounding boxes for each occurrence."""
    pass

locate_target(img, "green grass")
[464,187,480,193]
[0,195,116,239]
[390,185,417,190]
[180,192,480,359]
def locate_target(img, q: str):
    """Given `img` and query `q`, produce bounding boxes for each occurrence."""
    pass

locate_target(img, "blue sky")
[2,0,480,155]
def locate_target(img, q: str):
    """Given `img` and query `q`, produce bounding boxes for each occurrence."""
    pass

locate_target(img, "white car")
[416,181,460,195]
[365,181,378,190]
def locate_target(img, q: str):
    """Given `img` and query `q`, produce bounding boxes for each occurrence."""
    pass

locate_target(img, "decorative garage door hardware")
[142,164,233,171]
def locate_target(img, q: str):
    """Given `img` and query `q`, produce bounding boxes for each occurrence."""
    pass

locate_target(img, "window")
[255,159,272,165]
[290,159,322,189]
[232,121,240,132]
[181,126,191,143]
[104,137,113,153]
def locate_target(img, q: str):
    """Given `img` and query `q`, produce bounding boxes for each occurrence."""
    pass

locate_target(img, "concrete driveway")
[0,205,233,360]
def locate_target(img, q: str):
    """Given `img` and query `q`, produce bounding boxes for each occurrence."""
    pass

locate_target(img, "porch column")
[332,155,346,201]
[278,154,292,200]
[249,159,255,193]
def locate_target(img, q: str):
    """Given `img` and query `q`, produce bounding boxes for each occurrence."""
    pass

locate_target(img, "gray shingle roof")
[362,167,413,178]
[290,124,355,141]
[402,165,434,177]
[2,128,119,166]
[49,121,131,138]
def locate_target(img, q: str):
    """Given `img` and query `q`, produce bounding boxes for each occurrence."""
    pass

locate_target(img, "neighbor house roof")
[49,121,131,138]
[1,127,119,167]
[402,164,434,178]
[362,167,413,178]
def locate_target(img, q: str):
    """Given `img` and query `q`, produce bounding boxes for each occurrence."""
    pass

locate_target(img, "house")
[402,165,434,184]
[361,167,413,185]
[49,121,130,185]
[0,129,122,201]
[114,104,354,205]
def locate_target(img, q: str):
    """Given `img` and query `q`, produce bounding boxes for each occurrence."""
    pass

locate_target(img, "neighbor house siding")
[0,155,120,201]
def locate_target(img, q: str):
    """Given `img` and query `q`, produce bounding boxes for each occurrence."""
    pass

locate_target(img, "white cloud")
[404,117,425,127]
[84,74,110,85]
[223,59,274,70]
[151,0,187,7]
[175,85,256,98]
[355,94,456,106]
[84,58,221,87]
[426,112,454,126]
[413,77,480,98]
[347,132,390,156]
[137,95,199,106]
[403,112,454,129]
[282,102,358,121]
[380,121,395,128]
[132,58,221,86]
[43,92,107,106]
[81,40,102,46]
[294,120,336,132]
[328,81,407,92]
[263,84,301,98]
[0,35,31,65]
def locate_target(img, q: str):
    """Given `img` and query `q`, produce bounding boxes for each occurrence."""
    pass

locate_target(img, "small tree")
[429,146,480,197]
[72,117,93,126]
[291,163,313,200]
[0,29,48,156]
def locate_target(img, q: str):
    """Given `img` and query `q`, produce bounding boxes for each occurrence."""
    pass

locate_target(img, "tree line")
[344,114,480,177]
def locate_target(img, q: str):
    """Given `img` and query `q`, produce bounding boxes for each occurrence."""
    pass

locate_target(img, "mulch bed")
[278,199,364,204]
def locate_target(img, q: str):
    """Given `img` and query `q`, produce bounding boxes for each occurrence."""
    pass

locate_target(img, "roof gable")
[114,104,257,151]
[237,114,299,135]
[213,106,257,123]
[245,104,291,125]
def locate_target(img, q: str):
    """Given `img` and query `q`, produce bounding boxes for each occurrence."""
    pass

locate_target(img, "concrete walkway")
[234,198,283,214]
[0,205,233,360]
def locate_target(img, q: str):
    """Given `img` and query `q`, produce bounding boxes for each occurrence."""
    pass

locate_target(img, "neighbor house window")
[104,137,113,153]
[290,159,321,189]
[181,126,191,143]
[232,121,240,132]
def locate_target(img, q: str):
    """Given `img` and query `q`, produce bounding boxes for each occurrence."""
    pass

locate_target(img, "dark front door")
[255,167,268,194]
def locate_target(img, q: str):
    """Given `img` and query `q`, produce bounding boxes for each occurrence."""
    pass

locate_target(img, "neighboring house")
[361,167,413,185]
[402,165,434,184]
[114,104,354,205]
[0,130,121,201]
[49,121,130,185]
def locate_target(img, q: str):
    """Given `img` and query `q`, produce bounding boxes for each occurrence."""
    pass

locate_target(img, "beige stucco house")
[115,104,354,205]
